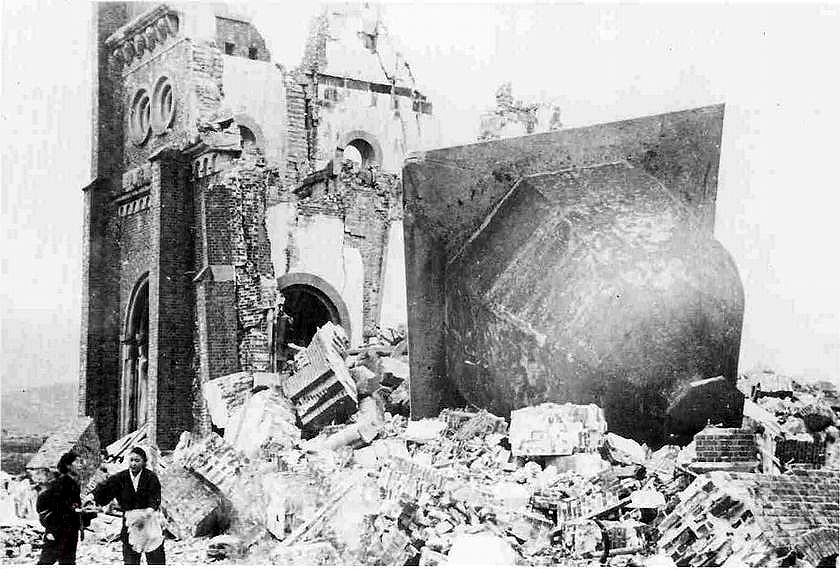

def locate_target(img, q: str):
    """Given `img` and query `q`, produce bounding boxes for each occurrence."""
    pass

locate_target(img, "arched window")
[150,76,175,134]
[121,275,150,435]
[129,89,151,145]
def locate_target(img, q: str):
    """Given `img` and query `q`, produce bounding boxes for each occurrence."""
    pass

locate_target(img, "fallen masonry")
[25,416,100,487]
[4,357,840,565]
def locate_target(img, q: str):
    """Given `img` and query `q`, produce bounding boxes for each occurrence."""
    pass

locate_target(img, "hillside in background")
[1,382,77,437]
[1,382,77,473]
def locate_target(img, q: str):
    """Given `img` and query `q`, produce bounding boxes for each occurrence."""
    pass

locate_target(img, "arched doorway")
[281,284,340,346]
[121,275,150,435]
[338,130,382,169]
[272,273,351,370]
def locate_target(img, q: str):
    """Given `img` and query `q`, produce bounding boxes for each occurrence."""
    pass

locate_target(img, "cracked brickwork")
[83,3,430,449]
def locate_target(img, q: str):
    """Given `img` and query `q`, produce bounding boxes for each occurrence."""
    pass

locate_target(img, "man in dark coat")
[93,447,165,565]
[36,452,85,565]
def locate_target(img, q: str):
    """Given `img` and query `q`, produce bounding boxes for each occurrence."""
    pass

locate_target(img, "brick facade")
[82,3,433,449]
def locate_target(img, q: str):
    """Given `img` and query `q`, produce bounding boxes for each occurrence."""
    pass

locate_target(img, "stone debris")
[158,464,230,540]
[103,422,150,462]
[223,387,300,458]
[657,469,840,566]
[206,534,244,560]
[602,433,648,466]
[4,368,839,566]
[283,322,358,431]
[25,416,100,487]
[510,402,607,457]
[203,372,258,430]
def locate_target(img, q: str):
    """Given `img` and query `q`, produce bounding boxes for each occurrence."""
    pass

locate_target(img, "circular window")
[129,89,151,145]
[150,77,175,134]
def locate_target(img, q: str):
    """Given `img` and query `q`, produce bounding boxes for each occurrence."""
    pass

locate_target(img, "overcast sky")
[2,1,839,389]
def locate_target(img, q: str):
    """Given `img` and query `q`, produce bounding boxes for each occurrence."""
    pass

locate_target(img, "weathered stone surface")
[26,416,100,487]
[509,403,606,457]
[203,372,255,430]
[404,105,744,446]
[602,433,647,466]
[283,322,357,431]
[350,365,378,396]
[159,464,230,540]
[171,432,249,496]
[223,388,299,458]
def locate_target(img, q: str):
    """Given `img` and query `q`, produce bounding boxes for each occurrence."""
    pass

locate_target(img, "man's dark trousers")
[37,528,78,565]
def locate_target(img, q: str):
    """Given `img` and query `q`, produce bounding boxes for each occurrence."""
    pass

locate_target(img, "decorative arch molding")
[276,272,352,339]
[233,113,265,150]
[337,129,383,166]
[124,272,150,340]
[121,273,151,436]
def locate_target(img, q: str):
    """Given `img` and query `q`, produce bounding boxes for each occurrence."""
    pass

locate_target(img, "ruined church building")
[80,2,437,448]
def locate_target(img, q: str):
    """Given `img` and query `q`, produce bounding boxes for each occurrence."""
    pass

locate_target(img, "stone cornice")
[106,5,180,68]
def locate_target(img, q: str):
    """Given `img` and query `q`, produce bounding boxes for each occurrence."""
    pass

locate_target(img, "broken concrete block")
[644,445,680,483]
[418,546,448,565]
[203,372,254,430]
[172,433,249,496]
[378,356,409,388]
[159,464,230,540]
[26,416,100,487]
[350,365,378,396]
[402,419,447,443]
[447,533,519,565]
[780,416,812,439]
[628,488,665,509]
[742,399,783,437]
[510,403,607,457]
[283,323,358,431]
[602,433,647,466]
[223,388,299,458]
[544,453,610,476]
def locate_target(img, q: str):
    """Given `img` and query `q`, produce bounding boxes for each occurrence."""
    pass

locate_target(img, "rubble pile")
[2,356,839,565]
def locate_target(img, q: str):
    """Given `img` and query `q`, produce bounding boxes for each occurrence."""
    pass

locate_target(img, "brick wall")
[150,151,195,449]
[79,179,122,444]
[193,173,239,387]
[122,40,192,171]
[284,75,309,187]
[92,3,127,182]
[776,439,827,468]
[694,427,759,464]
[215,16,270,61]
[190,40,224,124]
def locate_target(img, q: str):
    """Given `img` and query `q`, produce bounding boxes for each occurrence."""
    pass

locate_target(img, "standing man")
[93,447,165,565]
[37,452,86,564]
